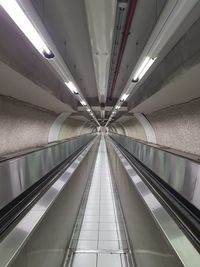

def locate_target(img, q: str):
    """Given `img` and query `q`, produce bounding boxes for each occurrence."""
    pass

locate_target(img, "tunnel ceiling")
[0,0,200,125]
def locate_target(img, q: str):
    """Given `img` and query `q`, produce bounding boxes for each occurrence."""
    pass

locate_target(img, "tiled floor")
[69,137,130,267]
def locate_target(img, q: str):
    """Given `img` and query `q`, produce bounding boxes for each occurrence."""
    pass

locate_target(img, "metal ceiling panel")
[31,0,98,101]
[84,0,117,103]
[113,0,167,99]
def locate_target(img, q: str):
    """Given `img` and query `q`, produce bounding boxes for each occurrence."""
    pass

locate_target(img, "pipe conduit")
[108,0,137,99]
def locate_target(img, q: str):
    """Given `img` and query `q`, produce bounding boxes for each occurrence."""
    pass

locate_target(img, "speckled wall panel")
[0,95,56,156]
[58,118,82,139]
[122,117,147,141]
[58,118,93,139]
[81,126,93,135]
[113,123,126,135]
[147,98,200,155]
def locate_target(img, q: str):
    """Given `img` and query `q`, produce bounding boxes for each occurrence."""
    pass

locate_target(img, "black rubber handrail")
[110,136,200,253]
[0,137,95,239]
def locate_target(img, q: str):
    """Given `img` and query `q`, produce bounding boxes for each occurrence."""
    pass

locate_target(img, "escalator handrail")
[109,135,200,252]
[0,137,95,239]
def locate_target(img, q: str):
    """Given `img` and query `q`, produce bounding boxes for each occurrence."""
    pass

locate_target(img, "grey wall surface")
[0,95,94,157]
[121,117,147,141]
[113,98,200,156]
[11,140,99,267]
[111,122,126,135]
[106,139,183,267]
[147,98,200,155]
[0,95,57,156]
[58,117,91,140]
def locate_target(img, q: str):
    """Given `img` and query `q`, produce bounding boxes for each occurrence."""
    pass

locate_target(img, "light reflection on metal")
[0,134,95,210]
[109,136,200,267]
[0,137,97,267]
[109,133,200,210]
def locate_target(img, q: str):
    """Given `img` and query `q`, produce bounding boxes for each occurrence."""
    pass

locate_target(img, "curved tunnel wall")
[110,98,200,156]
[121,117,147,141]
[146,98,200,155]
[111,122,126,135]
[0,95,95,157]
[0,95,56,156]
[58,117,94,139]
[109,116,148,141]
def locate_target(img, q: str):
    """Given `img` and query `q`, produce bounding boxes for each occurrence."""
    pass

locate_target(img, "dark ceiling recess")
[107,0,137,101]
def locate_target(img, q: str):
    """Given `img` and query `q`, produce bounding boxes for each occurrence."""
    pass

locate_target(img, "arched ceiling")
[0,0,200,126]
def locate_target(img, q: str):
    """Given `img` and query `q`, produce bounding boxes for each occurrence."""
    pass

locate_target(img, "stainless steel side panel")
[0,137,97,267]
[108,137,200,267]
[0,135,94,210]
[109,133,200,210]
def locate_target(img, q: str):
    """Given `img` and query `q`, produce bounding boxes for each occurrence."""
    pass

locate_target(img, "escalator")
[0,134,199,267]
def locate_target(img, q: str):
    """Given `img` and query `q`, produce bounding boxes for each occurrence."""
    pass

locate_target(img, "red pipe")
[108,0,137,99]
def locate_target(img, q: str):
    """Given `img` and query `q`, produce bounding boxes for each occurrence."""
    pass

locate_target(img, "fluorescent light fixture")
[120,93,129,102]
[133,57,156,81]
[0,0,54,58]
[65,81,78,94]
[138,58,156,80]
[115,106,120,110]
[80,100,87,106]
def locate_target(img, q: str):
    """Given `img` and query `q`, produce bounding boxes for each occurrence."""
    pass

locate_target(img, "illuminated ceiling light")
[138,57,156,80]
[106,1,198,128]
[120,93,129,102]
[115,106,120,110]
[87,108,91,112]
[80,100,87,106]
[133,57,156,82]
[0,0,54,59]
[65,81,78,94]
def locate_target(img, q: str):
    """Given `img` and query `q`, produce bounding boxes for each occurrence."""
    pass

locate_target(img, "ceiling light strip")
[0,0,99,126]
[0,0,53,58]
[106,0,198,126]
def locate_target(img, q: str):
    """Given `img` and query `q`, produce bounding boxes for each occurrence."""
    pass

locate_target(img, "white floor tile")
[86,204,100,210]
[100,215,115,223]
[100,204,113,210]
[81,222,99,231]
[99,222,117,231]
[76,240,98,249]
[100,200,113,205]
[98,240,119,250]
[87,200,99,205]
[99,231,118,241]
[83,215,99,223]
[85,210,99,216]
[72,253,96,267]
[100,210,115,216]
[97,254,122,267]
[78,230,98,241]
[71,138,129,267]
